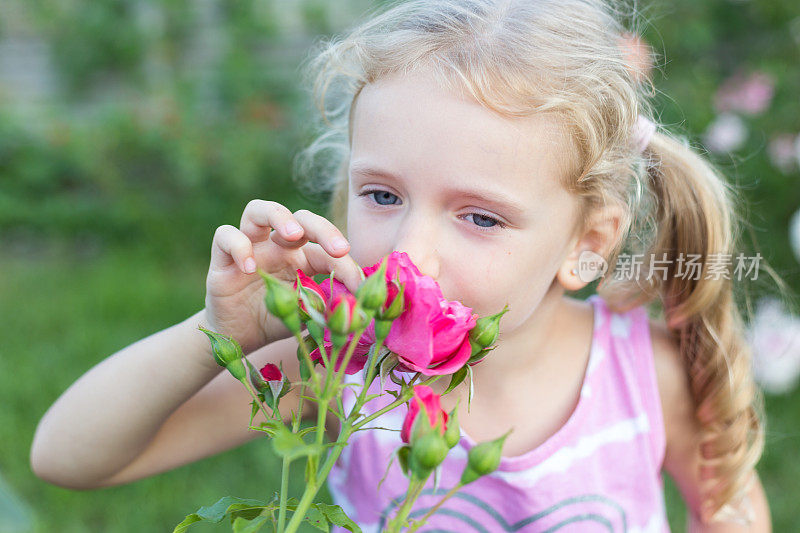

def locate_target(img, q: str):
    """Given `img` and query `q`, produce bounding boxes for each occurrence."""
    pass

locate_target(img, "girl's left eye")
[461,213,507,231]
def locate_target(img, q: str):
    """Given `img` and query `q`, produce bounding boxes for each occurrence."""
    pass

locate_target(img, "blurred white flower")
[746,296,800,395]
[702,113,747,153]
[714,71,775,116]
[767,133,799,174]
[791,208,800,263]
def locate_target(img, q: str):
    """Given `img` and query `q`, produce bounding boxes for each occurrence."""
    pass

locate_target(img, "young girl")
[31,0,773,530]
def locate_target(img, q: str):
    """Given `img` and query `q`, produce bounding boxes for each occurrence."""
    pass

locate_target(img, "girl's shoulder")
[586,295,681,455]
[637,305,704,498]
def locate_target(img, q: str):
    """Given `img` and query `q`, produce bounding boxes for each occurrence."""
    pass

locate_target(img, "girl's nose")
[391,229,440,281]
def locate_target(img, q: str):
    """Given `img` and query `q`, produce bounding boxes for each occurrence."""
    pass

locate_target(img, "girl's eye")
[462,213,507,231]
[360,189,401,206]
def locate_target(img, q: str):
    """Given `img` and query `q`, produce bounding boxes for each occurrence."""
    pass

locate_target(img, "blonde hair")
[292,0,789,524]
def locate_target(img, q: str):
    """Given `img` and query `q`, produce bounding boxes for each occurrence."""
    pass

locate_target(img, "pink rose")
[400,385,448,444]
[374,252,477,375]
[304,251,478,376]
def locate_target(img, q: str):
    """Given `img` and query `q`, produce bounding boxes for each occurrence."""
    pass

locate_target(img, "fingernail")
[331,237,349,251]
[244,257,256,273]
[285,222,302,236]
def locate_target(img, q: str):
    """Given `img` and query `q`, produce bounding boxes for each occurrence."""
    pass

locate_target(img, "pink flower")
[400,385,448,444]
[259,363,283,382]
[377,253,477,375]
[714,71,774,116]
[305,251,478,376]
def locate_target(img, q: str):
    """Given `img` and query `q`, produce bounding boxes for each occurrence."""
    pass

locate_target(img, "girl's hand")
[203,200,363,354]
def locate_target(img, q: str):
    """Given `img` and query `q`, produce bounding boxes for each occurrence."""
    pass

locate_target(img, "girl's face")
[346,67,585,335]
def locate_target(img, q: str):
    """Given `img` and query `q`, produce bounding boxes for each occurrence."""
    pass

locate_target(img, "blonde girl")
[32,0,774,530]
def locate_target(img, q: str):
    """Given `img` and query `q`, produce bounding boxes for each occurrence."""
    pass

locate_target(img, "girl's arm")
[651,321,772,532]
[29,309,312,489]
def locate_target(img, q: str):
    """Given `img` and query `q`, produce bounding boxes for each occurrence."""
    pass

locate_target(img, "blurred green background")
[2,0,799,531]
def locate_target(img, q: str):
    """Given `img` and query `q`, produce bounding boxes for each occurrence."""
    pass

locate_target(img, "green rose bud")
[443,402,461,449]
[259,270,302,334]
[467,345,494,365]
[225,358,248,382]
[468,305,509,349]
[198,326,247,381]
[410,431,449,477]
[374,319,392,343]
[198,326,243,368]
[356,258,388,311]
[460,429,512,485]
[326,293,357,335]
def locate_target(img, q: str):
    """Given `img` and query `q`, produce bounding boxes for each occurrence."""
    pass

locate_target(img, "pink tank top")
[327,294,669,532]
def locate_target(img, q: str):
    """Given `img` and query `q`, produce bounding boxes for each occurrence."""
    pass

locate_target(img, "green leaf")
[172,497,266,532]
[314,503,363,533]
[172,515,202,533]
[443,365,468,395]
[271,424,318,460]
[232,515,271,533]
[379,354,397,391]
[397,445,411,477]
[249,399,259,426]
[304,506,329,531]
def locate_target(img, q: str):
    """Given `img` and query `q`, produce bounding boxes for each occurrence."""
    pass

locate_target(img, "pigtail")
[603,128,765,525]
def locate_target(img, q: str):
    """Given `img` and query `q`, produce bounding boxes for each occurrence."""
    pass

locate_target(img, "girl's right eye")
[359,189,401,206]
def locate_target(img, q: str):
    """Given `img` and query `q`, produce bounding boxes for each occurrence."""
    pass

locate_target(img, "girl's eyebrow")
[349,163,527,216]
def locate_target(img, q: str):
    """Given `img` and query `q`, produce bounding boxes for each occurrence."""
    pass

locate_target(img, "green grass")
[1,236,797,531]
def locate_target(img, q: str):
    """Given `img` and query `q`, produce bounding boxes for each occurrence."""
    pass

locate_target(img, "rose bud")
[459,429,512,486]
[293,270,326,321]
[401,385,448,445]
[468,305,509,349]
[356,257,389,312]
[247,359,290,410]
[326,293,367,335]
[259,270,302,334]
[374,319,392,343]
[198,326,247,381]
[410,430,449,478]
[443,401,461,449]
[379,281,405,321]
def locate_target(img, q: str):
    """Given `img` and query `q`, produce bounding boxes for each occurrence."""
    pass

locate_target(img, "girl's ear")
[557,205,625,291]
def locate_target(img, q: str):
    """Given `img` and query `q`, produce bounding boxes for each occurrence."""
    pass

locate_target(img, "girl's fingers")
[210,225,255,274]
[298,242,364,294]
[239,200,306,245]
[270,209,351,258]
